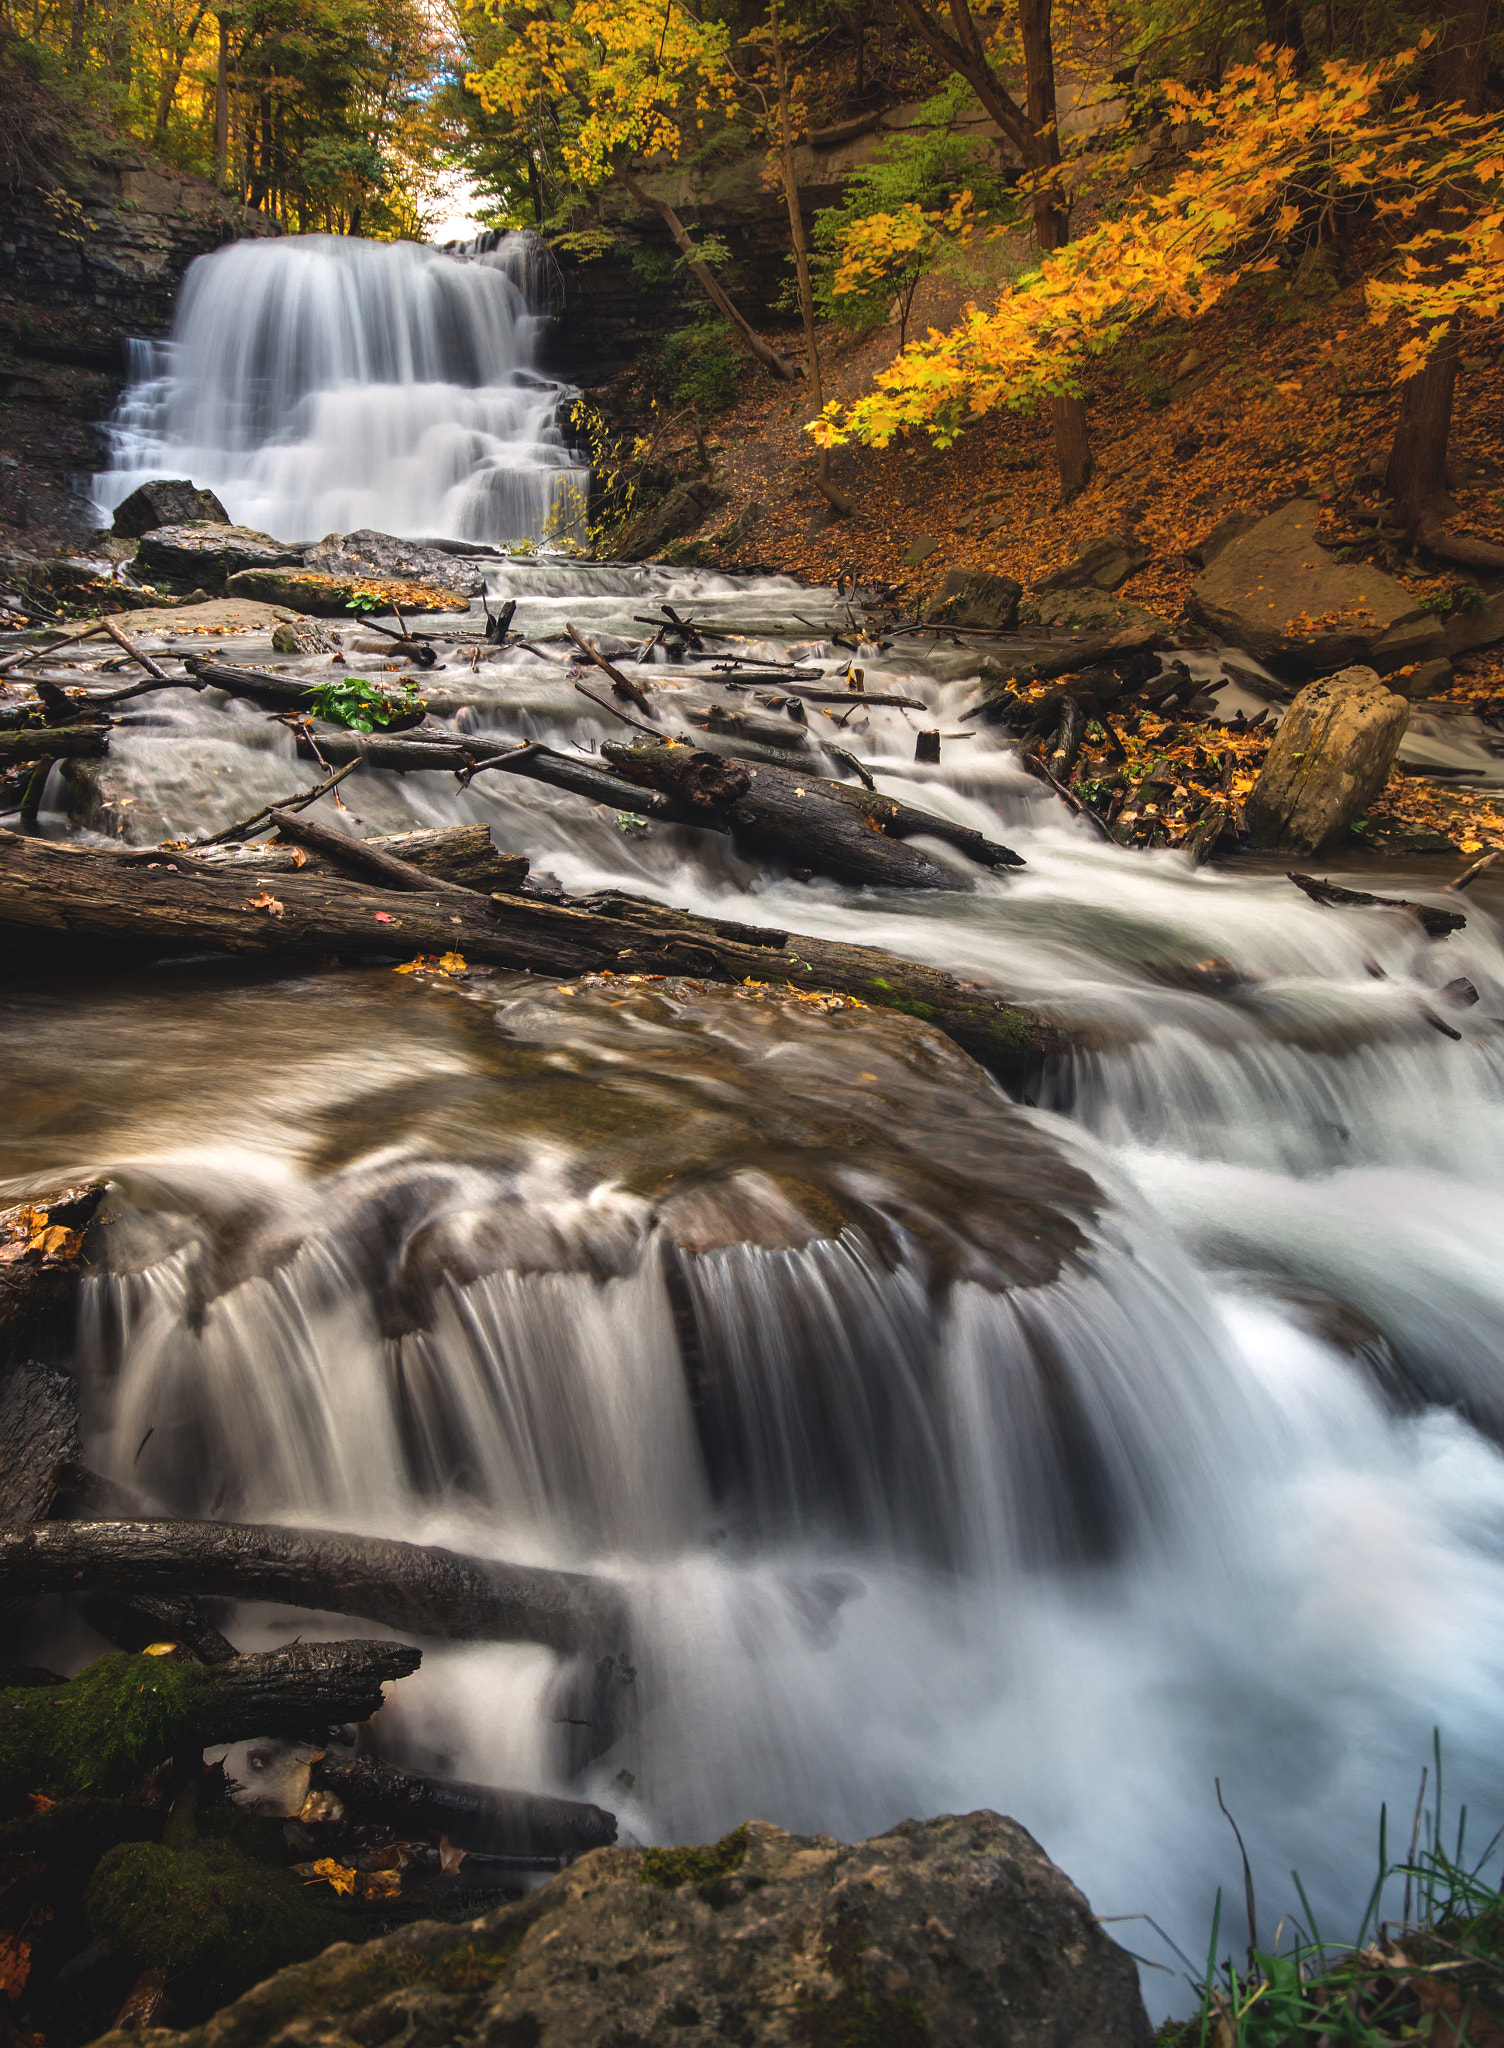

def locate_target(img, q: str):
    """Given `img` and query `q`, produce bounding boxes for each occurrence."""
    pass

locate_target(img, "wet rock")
[1390,656,1453,700]
[1035,532,1149,593]
[1246,664,1411,854]
[1186,499,1442,673]
[1020,586,1171,635]
[91,1811,1152,2048]
[926,568,1022,629]
[303,531,486,597]
[617,481,727,561]
[903,534,940,566]
[224,569,463,616]
[111,480,230,539]
[135,524,306,593]
[271,618,339,655]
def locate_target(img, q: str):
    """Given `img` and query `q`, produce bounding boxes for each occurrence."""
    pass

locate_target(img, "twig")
[574,681,660,737]
[194,757,362,847]
[0,624,108,675]
[1445,849,1499,893]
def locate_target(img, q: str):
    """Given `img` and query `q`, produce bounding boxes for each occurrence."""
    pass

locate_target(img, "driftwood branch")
[0,1519,629,1654]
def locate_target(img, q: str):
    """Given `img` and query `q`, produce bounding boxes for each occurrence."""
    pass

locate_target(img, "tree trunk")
[619,170,798,382]
[215,17,229,185]
[1258,0,1309,66]
[153,1,209,151]
[1432,0,1491,109]
[770,0,853,516]
[1384,325,1459,536]
[0,1519,628,1654]
[0,830,1058,1081]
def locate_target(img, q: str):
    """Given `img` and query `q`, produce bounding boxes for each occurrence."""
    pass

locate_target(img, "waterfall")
[93,233,589,545]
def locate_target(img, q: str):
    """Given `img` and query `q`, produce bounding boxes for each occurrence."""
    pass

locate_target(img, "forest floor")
[666,255,1504,856]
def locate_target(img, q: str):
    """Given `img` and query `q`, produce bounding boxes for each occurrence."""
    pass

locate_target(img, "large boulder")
[1246,664,1411,853]
[111,479,230,538]
[92,1813,1152,2048]
[617,480,727,561]
[1021,586,1171,636]
[1187,499,1444,673]
[927,568,1023,629]
[135,524,306,592]
[303,530,487,597]
[1035,532,1148,593]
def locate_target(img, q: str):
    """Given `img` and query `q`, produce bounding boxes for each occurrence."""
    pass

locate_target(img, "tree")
[886,0,1095,492]
[467,0,797,380]
[812,41,1504,554]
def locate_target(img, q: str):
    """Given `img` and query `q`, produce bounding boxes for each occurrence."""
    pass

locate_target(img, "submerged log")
[0,1640,421,1803]
[1287,871,1466,937]
[600,741,1024,888]
[308,1751,618,1861]
[0,1519,628,1655]
[0,831,1058,1080]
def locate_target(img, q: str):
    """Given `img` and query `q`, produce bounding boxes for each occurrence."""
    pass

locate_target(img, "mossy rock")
[225,569,465,616]
[0,1652,214,1809]
[86,1829,349,2017]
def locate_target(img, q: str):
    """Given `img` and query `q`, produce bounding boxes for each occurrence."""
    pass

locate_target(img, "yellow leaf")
[299,1858,358,1896]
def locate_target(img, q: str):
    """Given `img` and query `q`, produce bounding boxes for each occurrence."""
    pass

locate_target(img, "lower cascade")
[7,557,1504,2023]
[92,234,589,545]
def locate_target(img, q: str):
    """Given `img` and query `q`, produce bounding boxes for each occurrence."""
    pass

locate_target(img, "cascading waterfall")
[15,538,1504,2013]
[93,233,588,543]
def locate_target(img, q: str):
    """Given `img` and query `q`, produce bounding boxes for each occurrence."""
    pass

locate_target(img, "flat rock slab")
[136,524,308,591]
[104,598,302,638]
[304,530,488,598]
[1186,499,1442,673]
[93,1811,1152,2048]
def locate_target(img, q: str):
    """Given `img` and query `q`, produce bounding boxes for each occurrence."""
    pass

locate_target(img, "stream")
[9,237,1504,2015]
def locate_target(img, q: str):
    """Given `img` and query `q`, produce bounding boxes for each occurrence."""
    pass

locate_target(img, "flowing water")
[21,234,1504,2010]
[92,234,586,544]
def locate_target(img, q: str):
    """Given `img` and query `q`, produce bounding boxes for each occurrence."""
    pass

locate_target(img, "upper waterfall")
[94,232,589,546]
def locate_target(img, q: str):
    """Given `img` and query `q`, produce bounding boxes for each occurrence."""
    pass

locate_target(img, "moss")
[639,1825,749,1890]
[0,1652,213,1808]
[85,1833,350,2018]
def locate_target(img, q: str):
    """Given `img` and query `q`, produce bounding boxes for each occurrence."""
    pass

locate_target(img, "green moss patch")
[639,1825,749,1889]
[0,1652,213,1807]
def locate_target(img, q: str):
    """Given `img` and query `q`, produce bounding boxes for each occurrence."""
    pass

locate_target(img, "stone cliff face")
[0,147,274,539]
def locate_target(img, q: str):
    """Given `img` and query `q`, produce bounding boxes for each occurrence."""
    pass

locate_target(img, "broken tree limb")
[308,1752,617,1861]
[0,626,108,675]
[1287,871,1466,937]
[100,617,172,683]
[264,810,476,896]
[0,831,1059,1080]
[184,823,528,894]
[0,1640,422,1802]
[619,170,799,383]
[565,625,656,716]
[195,758,363,846]
[0,1519,626,1655]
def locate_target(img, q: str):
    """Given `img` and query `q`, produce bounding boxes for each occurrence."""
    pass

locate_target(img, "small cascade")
[94,233,588,544]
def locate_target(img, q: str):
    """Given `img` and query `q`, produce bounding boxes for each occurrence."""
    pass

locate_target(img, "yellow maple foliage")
[813,45,1504,451]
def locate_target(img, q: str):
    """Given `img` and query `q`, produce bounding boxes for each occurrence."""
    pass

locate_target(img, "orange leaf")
[0,1931,31,2004]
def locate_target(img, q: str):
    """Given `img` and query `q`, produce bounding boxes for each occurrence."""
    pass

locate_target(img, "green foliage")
[812,80,1016,342]
[307,676,426,730]
[657,315,743,414]
[640,1824,749,1888]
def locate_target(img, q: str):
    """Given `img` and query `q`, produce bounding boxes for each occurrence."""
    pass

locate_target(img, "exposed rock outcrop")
[1186,500,1445,674]
[1247,664,1411,853]
[928,568,1023,629]
[112,479,230,537]
[136,524,306,591]
[1036,532,1149,593]
[90,1811,1152,2048]
[303,531,489,597]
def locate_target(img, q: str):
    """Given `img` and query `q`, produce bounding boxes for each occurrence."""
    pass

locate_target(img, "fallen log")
[0,725,108,767]
[0,1640,422,1804]
[186,823,529,893]
[600,741,1024,886]
[0,831,1059,1080]
[265,809,476,896]
[0,1361,81,1523]
[308,1752,617,1861]
[565,624,655,716]
[1287,871,1466,938]
[0,1519,628,1655]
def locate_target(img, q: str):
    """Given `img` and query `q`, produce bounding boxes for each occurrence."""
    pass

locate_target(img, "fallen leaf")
[26,1225,80,1259]
[359,1868,403,1900]
[0,1931,31,2003]
[439,1833,468,1875]
[290,846,308,868]
[374,912,395,925]
[437,952,467,975]
[244,892,285,918]
[296,1858,358,1897]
